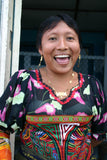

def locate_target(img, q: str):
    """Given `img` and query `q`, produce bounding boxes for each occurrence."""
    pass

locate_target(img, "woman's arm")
[91,137,104,148]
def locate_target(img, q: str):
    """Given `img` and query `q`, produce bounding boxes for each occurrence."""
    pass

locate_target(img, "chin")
[54,66,73,74]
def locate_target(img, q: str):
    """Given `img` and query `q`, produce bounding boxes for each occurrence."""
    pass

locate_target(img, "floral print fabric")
[0,69,107,159]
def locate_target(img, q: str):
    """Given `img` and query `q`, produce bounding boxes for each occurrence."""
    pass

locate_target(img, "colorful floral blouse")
[0,69,107,160]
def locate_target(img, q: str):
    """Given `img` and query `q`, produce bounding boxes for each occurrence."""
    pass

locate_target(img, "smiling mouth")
[54,55,71,64]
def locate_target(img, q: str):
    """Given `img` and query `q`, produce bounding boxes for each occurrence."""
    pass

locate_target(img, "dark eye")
[67,37,74,40]
[49,37,57,41]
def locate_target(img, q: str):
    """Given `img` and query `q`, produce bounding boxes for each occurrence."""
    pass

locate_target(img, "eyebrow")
[47,31,75,36]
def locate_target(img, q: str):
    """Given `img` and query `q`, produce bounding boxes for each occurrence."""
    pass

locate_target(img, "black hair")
[36,13,82,50]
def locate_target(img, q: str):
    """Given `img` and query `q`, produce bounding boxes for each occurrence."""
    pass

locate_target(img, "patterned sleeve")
[0,70,30,133]
[90,76,107,140]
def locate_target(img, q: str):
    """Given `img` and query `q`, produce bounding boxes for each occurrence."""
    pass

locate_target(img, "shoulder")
[81,73,103,91]
[13,69,36,79]
[81,73,99,83]
[10,69,37,85]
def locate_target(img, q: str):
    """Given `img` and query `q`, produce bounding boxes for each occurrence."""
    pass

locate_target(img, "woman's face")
[39,21,80,74]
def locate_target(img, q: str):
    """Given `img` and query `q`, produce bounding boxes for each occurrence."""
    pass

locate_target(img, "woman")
[0,13,107,160]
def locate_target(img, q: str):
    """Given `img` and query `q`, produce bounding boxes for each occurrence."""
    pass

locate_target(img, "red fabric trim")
[0,132,9,139]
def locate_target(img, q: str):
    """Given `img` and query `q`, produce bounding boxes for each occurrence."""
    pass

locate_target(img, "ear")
[38,47,43,56]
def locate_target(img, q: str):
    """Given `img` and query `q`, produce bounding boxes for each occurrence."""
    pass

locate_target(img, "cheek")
[43,47,53,61]
[42,44,53,55]
[72,44,80,60]
[73,43,80,53]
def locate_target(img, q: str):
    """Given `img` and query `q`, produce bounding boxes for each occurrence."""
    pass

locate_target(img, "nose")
[57,38,68,50]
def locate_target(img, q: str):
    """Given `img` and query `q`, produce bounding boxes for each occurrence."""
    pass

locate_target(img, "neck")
[45,67,74,81]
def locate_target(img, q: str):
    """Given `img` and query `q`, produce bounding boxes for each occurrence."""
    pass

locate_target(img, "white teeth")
[55,55,69,58]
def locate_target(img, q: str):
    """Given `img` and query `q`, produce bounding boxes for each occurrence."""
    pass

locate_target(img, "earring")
[78,54,81,67]
[38,55,43,67]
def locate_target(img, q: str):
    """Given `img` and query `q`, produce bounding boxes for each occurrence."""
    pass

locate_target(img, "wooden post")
[0,0,22,159]
[0,0,10,96]
[10,0,22,159]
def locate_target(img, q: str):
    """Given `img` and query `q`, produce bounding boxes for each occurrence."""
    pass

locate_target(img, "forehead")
[43,21,77,36]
